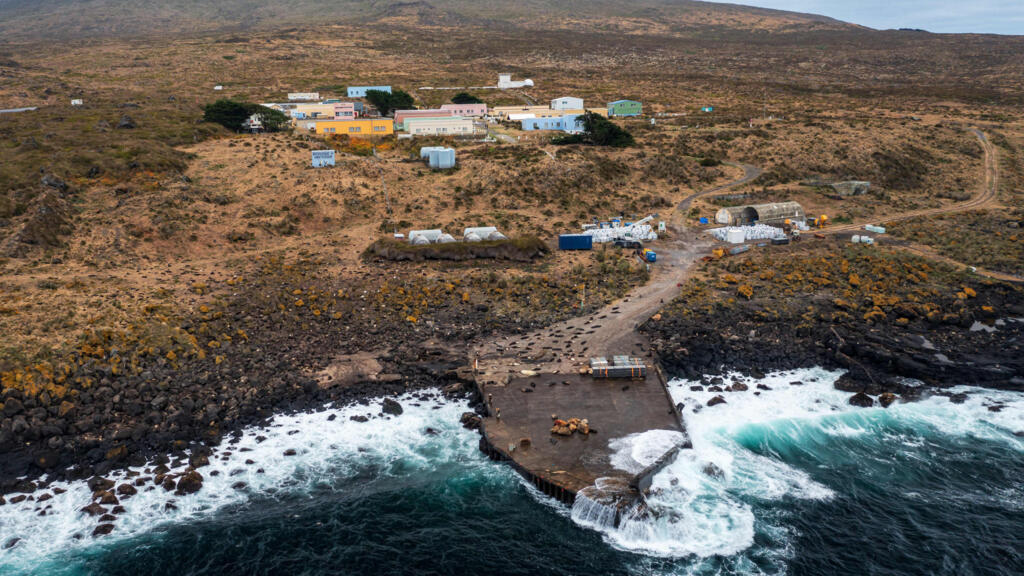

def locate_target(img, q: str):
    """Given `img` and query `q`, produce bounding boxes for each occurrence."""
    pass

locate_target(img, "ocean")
[1,369,1021,576]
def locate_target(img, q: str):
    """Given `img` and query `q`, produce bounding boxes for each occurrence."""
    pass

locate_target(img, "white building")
[551,96,583,110]
[497,74,534,89]
[405,117,476,136]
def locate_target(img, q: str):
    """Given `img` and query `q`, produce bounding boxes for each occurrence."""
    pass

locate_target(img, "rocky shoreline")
[2,245,1023,527]
[642,288,1024,406]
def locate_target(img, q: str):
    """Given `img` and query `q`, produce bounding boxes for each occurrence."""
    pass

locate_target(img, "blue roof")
[608,99,641,105]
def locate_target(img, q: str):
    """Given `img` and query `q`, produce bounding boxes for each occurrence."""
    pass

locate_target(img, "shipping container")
[729,245,751,255]
[558,234,593,250]
[770,237,790,245]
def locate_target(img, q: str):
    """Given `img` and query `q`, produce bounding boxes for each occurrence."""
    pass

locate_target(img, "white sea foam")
[567,366,1024,562]
[609,429,687,474]
[0,392,485,573]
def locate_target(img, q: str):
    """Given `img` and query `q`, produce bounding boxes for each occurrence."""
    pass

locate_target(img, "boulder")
[175,470,203,495]
[381,398,403,416]
[87,477,114,492]
[878,392,897,408]
[92,524,115,536]
[116,484,137,497]
[731,382,749,392]
[706,396,727,407]
[702,462,725,479]
[116,115,136,129]
[848,392,874,408]
[80,502,107,517]
[188,453,210,468]
[459,412,481,430]
[97,491,119,505]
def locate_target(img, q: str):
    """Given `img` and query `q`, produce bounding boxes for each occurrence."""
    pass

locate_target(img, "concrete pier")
[475,355,687,505]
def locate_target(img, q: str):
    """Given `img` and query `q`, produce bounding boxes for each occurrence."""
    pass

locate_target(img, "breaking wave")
[0,391,493,575]
[563,367,1024,574]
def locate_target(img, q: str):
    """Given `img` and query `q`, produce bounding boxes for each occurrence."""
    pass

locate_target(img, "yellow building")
[312,119,394,136]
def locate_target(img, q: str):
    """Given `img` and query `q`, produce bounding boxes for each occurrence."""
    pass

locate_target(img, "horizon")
[716,0,1024,35]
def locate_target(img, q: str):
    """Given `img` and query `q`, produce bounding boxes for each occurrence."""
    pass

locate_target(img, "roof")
[608,99,641,105]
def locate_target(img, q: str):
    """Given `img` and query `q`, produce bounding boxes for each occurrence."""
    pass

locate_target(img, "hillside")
[0,0,853,40]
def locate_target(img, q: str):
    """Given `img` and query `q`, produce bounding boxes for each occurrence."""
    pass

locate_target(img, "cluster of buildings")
[491,96,642,133]
[260,82,642,139]
[262,86,487,138]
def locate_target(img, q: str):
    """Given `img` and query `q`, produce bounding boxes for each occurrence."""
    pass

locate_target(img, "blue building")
[347,86,392,98]
[521,114,582,133]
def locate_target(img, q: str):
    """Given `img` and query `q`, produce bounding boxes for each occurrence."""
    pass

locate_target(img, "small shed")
[715,202,805,226]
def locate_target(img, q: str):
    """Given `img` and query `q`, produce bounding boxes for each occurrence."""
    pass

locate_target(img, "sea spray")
[0,391,488,575]
[562,367,1024,564]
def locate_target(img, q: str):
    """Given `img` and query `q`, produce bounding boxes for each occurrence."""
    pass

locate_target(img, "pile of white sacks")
[584,224,658,243]
[708,224,786,243]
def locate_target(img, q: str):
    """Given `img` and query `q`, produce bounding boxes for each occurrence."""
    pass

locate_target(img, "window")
[349,127,361,133]
[374,125,386,132]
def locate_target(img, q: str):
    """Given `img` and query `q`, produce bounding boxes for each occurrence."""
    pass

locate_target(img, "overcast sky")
[715,0,1024,34]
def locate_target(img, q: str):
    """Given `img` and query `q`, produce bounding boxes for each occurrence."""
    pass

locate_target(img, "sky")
[714,0,1024,34]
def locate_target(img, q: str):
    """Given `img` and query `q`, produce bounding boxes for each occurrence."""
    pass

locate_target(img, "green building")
[607,99,642,117]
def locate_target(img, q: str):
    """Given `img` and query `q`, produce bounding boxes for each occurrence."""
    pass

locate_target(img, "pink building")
[440,103,487,117]
[392,109,454,124]
[334,102,357,119]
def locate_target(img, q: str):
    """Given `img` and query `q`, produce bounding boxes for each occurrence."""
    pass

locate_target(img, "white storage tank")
[419,146,445,158]
[428,148,456,170]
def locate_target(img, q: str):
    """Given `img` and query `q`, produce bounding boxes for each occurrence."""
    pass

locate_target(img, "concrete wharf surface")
[477,368,685,502]
[470,165,758,505]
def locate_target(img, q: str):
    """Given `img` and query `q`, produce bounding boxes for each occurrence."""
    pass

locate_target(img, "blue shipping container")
[699,217,709,225]
[559,234,593,250]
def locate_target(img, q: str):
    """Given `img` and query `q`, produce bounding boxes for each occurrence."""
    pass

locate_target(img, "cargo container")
[729,245,751,255]
[770,237,790,245]
[590,355,647,379]
[559,234,593,250]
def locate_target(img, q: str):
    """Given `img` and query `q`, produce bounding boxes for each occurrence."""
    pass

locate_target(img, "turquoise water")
[1,373,1022,576]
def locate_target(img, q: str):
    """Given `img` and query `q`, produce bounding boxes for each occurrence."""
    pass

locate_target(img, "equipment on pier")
[589,356,647,379]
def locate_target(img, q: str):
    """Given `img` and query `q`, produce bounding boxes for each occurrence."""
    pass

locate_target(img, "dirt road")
[822,128,1022,282]
[473,165,757,378]
[826,128,999,234]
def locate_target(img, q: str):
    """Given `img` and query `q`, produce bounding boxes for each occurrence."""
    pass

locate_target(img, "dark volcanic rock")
[849,392,875,408]
[92,524,115,536]
[706,396,727,407]
[116,115,136,129]
[879,392,897,408]
[460,412,481,430]
[381,398,403,416]
[80,502,106,516]
[175,470,203,495]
